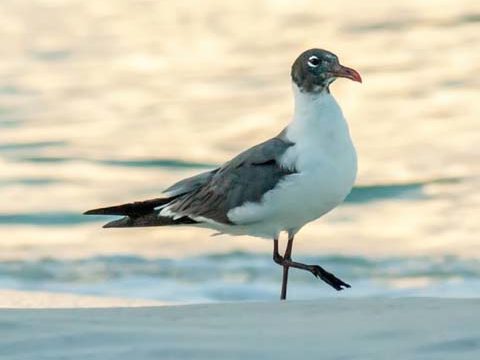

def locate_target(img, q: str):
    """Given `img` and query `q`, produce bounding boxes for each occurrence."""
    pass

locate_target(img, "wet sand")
[1,297,479,360]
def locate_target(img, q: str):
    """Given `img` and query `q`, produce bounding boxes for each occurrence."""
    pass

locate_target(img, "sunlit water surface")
[0,0,478,302]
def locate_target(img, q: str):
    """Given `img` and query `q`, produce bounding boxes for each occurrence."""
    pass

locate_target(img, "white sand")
[1,296,479,360]
[0,290,164,308]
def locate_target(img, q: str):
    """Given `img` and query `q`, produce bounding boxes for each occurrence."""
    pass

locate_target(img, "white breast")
[227,86,357,238]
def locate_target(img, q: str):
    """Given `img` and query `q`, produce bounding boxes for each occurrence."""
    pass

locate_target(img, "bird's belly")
[269,160,355,228]
[227,151,356,237]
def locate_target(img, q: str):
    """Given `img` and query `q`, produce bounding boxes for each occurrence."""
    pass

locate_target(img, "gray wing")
[163,169,219,197]
[166,133,296,224]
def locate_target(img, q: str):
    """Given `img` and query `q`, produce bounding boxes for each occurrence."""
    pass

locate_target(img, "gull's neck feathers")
[286,83,350,148]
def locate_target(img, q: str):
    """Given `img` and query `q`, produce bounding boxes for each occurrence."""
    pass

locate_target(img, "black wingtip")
[83,207,117,215]
[83,197,174,217]
[83,204,140,216]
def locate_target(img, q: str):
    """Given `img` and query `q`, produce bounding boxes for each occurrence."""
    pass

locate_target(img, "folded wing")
[84,131,295,228]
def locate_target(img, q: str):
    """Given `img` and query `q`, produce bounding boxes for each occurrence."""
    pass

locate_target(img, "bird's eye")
[307,55,320,68]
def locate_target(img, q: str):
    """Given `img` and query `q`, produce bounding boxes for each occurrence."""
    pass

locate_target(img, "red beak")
[333,64,362,83]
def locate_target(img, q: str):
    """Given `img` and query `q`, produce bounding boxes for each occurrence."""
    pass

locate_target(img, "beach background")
[0,0,479,305]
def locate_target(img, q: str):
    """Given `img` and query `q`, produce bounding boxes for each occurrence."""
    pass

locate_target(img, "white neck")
[286,83,349,144]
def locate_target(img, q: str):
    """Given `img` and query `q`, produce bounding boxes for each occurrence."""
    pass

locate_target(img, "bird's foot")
[309,265,351,291]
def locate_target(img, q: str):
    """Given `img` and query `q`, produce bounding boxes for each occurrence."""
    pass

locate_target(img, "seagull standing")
[85,48,362,300]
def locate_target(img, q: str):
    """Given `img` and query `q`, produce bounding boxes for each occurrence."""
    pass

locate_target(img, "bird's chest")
[285,140,356,212]
[278,111,357,222]
[260,91,358,230]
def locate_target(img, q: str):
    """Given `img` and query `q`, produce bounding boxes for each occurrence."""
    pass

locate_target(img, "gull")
[85,48,362,300]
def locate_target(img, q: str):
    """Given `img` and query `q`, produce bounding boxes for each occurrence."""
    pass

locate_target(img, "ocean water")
[0,0,478,303]
[2,253,480,303]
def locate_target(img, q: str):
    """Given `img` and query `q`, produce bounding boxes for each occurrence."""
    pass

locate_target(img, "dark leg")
[273,238,287,300]
[272,237,350,292]
[273,235,295,300]
[281,259,351,291]
[273,238,283,264]
[280,235,294,300]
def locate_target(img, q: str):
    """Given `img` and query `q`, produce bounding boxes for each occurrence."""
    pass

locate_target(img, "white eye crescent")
[307,55,320,68]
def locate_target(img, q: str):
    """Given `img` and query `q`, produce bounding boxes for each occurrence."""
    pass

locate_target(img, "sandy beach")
[1,295,479,360]
[0,290,163,308]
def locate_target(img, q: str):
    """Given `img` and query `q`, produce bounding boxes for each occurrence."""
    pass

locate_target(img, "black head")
[291,48,361,93]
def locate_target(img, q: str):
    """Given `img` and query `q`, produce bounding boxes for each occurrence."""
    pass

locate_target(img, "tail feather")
[84,197,173,217]
[85,196,198,228]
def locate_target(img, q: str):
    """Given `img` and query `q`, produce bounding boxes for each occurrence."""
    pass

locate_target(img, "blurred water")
[0,0,478,302]
[3,252,480,302]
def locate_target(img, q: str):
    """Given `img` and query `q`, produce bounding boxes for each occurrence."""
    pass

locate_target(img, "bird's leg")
[273,236,295,300]
[273,238,283,265]
[273,237,350,292]
[280,235,294,300]
[273,237,289,300]
[274,238,288,301]
[284,259,351,291]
